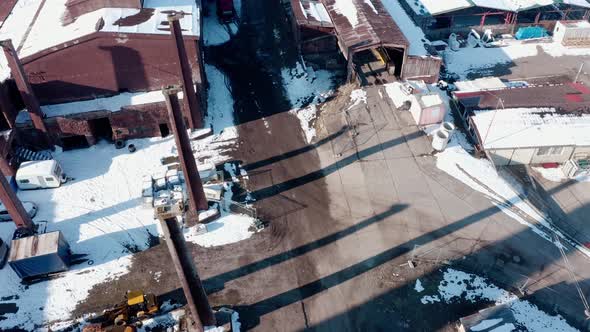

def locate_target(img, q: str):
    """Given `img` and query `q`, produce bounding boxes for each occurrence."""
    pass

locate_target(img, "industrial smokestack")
[0,156,34,231]
[162,86,208,224]
[167,12,203,129]
[0,40,49,141]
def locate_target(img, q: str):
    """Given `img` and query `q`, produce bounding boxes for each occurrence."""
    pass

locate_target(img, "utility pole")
[0,40,50,146]
[157,214,216,331]
[162,86,208,225]
[0,156,34,231]
[168,12,203,129]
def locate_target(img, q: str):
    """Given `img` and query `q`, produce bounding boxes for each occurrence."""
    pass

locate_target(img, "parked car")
[217,0,235,22]
[0,201,37,222]
[16,160,66,190]
[0,237,8,268]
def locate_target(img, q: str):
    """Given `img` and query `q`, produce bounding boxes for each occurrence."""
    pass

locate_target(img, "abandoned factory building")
[0,0,205,154]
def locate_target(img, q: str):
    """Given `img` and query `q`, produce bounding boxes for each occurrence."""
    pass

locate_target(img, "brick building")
[0,0,205,158]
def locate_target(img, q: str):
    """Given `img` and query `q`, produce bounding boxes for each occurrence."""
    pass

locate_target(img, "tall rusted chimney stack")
[158,215,216,332]
[167,12,203,129]
[0,156,34,231]
[0,40,49,142]
[162,86,208,224]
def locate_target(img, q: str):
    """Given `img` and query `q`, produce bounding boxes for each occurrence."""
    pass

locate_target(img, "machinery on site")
[83,290,160,331]
[111,290,160,326]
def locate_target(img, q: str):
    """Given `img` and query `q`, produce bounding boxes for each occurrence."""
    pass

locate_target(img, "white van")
[16,160,66,190]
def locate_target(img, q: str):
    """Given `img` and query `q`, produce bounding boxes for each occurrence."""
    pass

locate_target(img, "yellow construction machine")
[83,290,159,331]
[113,290,159,326]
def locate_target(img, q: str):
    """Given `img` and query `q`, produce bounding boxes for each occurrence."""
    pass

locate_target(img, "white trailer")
[16,160,66,190]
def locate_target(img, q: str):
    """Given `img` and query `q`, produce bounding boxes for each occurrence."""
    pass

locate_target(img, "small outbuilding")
[8,231,71,280]
[409,92,447,126]
[554,20,590,47]
[469,107,590,166]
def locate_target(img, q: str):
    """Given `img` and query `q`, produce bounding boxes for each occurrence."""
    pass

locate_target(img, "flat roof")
[471,107,590,149]
[0,0,200,80]
[9,231,62,260]
[322,0,409,54]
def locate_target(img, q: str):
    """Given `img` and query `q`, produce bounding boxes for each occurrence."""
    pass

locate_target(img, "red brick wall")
[111,102,169,140]
[22,32,203,105]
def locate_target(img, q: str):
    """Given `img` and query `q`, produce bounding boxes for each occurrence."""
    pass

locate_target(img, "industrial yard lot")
[1,0,590,331]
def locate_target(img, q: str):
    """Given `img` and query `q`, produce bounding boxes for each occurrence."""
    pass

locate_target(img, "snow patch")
[414,279,425,292]
[364,0,378,14]
[333,0,359,27]
[349,89,367,109]
[445,39,590,79]
[291,104,319,144]
[380,0,429,55]
[424,268,579,332]
[420,295,440,304]
[281,62,335,109]
[205,64,236,134]
[471,318,504,331]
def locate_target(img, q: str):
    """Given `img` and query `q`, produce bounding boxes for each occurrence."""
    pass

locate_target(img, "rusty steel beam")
[168,12,203,129]
[158,215,216,331]
[0,157,34,230]
[162,86,208,220]
[0,40,48,135]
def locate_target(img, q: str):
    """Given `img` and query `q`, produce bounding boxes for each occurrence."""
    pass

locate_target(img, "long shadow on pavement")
[242,126,349,172]
[248,130,423,201]
[203,203,408,293]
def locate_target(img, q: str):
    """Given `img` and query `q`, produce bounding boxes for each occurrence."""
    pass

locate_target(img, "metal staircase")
[14,147,53,163]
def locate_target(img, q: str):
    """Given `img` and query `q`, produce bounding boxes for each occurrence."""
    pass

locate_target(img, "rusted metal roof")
[291,0,334,27]
[461,83,590,113]
[321,0,409,55]
[0,0,17,24]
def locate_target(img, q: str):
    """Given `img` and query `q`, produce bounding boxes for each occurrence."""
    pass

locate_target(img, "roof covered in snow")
[292,0,333,26]
[0,0,200,81]
[15,89,185,124]
[404,0,590,16]
[322,0,409,54]
[471,107,590,149]
[17,160,59,177]
[454,77,507,92]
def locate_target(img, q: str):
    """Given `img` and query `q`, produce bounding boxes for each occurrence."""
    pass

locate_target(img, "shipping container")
[8,231,71,279]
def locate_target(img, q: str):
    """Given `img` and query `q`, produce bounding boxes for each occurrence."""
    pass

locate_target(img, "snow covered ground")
[0,3,253,327]
[281,61,336,109]
[419,268,578,332]
[202,0,241,46]
[291,105,320,144]
[532,166,590,183]
[0,138,168,330]
[0,128,256,330]
[445,39,590,79]
[205,64,236,134]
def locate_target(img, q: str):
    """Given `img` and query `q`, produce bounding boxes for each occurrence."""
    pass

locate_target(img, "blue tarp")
[515,26,548,40]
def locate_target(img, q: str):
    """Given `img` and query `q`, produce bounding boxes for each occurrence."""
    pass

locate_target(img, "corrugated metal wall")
[402,56,441,84]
